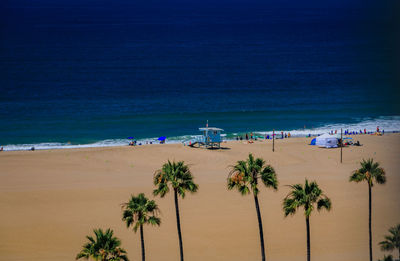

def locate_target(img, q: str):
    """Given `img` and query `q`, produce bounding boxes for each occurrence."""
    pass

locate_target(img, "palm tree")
[122,193,161,261]
[227,153,278,261]
[283,179,331,261]
[379,224,400,260]
[350,158,386,261]
[76,228,129,261]
[153,160,199,261]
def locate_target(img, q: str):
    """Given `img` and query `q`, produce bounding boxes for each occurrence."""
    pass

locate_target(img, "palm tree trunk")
[306,216,311,261]
[140,224,145,261]
[253,194,266,261]
[174,188,184,261]
[369,184,372,261]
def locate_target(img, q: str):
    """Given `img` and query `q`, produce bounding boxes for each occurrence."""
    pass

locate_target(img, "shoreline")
[0,132,395,153]
[1,115,400,151]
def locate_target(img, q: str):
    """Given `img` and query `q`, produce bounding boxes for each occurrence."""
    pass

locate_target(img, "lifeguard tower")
[199,127,223,148]
[184,126,224,149]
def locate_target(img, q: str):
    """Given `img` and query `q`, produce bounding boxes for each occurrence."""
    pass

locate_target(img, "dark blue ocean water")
[1,0,399,149]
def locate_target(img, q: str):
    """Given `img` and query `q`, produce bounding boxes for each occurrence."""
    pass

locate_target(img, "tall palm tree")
[227,153,278,261]
[122,193,161,261]
[350,158,386,261]
[379,224,400,260]
[76,228,129,261]
[153,160,199,261]
[283,179,331,261]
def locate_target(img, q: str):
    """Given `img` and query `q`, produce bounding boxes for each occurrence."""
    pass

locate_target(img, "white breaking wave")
[2,139,129,151]
[254,116,400,137]
[2,116,399,151]
[1,136,197,151]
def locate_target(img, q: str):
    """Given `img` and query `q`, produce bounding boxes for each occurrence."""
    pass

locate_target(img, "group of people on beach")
[129,140,154,146]
[330,126,385,136]
[233,126,387,145]
[129,140,165,146]
[236,133,256,142]
[235,132,292,142]
[236,133,253,141]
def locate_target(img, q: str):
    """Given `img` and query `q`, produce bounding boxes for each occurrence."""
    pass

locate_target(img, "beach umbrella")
[158,136,166,141]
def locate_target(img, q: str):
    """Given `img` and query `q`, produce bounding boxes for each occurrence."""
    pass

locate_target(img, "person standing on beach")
[246,133,249,140]
[281,131,284,139]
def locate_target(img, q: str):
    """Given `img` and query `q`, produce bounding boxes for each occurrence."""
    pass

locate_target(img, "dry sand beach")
[0,134,399,261]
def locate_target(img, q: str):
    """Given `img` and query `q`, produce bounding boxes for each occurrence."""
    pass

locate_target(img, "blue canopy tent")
[310,138,316,145]
[158,136,166,144]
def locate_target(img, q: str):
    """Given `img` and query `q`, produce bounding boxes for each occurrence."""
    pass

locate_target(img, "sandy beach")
[0,134,399,261]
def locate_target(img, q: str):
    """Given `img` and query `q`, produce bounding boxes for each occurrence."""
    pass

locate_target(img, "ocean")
[1,0,399,150]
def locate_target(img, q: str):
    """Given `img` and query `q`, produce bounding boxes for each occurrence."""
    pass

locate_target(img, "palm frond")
[380,240,395,251]
[378,255,394,261]
[76,228,129,261]
[154,160,199,199]
[283,179,331,218]
[317,197,331,211]
[260,165,278,190]
[121,193,161,233]
[283,197,298,216]
[148,216,161,226]
[227,153,278,196]
[350,158,386,187]
[379,223,400,252]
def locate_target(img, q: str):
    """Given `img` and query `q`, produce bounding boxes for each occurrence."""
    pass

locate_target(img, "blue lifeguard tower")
[185,127,224,149]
